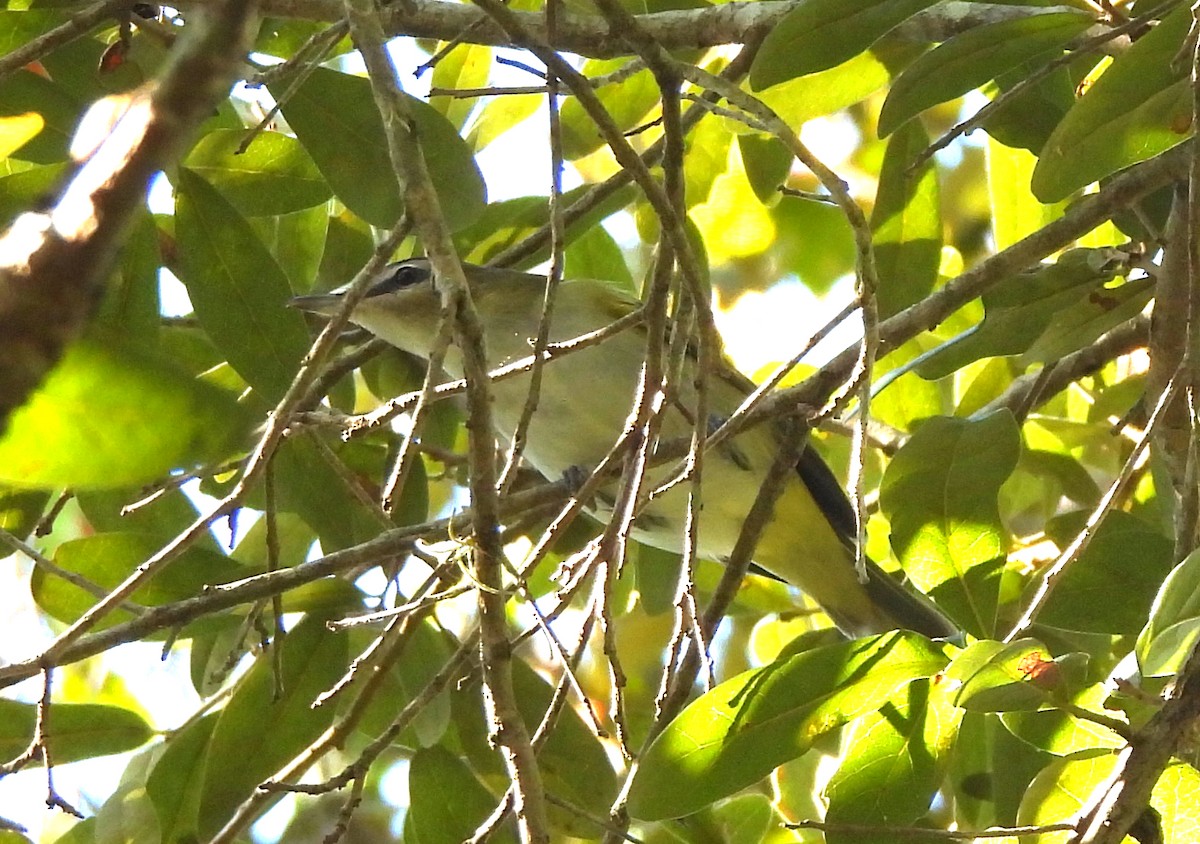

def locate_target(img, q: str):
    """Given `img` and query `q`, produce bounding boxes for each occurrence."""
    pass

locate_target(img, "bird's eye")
[365,261,431,298]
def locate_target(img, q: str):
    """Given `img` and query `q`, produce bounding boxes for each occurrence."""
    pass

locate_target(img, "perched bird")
[291,258,958,639]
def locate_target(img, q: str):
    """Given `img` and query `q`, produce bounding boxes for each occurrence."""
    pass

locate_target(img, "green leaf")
[737,134,792,205]
[145,714,217,844]
[988,138,1067,250]
[710,794,773,844]
[628,632,948,820]
[560,58,659,159]
[944,638,1058,712]
[408,746,515,844]
[91,745,161,844]
[465,90,541,151]
[0,10,68,56]
[1032,4,1192,202]
[269,66,485,230]
[197,615,349,836]
[1000,684,1124,756]
[750,0,938,89]
[871,119,941,318]
[174,167,313,402]
[429,43,491,131]
[453,184,638,268]
[183,129,332,216]
[0,699,153,764]
[880,412,1020,637]
[0,339,247,490]
[982,60,1082,154]
[1020,276,1152,365]
[350,622,453,749]
[949,711,1053,830]
[1017,750,1118,831]
[758,38,922,125]
[0,485,48,540]
[1156,762,1200,844]
[1038,510,1173,635]
[449,659,618,838]
[31,532,244,630]
[824,681,958,844]
[1138,547,1200,677]
[0,161,67,223]
[563,221,632,287]
[915,248,1130,381]
[878,12,1092,136]
[771,195,856,293]
[0,62,81,164]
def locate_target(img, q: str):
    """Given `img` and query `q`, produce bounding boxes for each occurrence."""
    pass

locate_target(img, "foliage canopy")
[1,0,1199,842]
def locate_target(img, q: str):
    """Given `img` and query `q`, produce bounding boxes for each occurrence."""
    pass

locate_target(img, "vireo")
[291,258,958,639]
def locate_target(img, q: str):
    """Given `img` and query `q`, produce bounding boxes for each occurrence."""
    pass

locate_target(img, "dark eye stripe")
[365,260,432,298]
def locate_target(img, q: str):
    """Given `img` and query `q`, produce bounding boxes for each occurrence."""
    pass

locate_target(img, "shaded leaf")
[915,248,1130,381]
[145,714,217,844]
[0,699,152,764]
[751,0,938,89]
[1038,510,1173,635]
[32,532,244,630]
[449,658,618,838]
[174,167,313,402]
[1032,4,1192,202]
[197,615,349,836]
[878,12,1091,136]
[871,119,941,318]
[269,66,485,230]
[408,746,516,844]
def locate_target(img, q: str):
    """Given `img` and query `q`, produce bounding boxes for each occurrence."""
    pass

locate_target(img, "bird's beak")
[287,292,344,315]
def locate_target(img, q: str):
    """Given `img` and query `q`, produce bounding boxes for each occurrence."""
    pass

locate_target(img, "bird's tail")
[859,560,960,640]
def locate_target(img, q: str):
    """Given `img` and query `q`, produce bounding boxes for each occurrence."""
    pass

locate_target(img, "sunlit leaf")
[1001,684,1124,756]
[880,412,1019,637]
[757,38,922,124]
[628,632,948,820]
[0,111,42,160]
[1138,548,1200,677]
[1017,750,1119,841]
[184,129,331,216]
[825,681,961,844]
[987,138,1066,250]
[945,639,1058,712]
[0,339,247,490]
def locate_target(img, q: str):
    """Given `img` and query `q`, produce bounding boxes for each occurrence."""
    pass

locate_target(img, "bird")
[290,258,959,639]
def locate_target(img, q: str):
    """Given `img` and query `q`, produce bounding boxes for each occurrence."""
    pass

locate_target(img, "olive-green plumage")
[292,259,957,639]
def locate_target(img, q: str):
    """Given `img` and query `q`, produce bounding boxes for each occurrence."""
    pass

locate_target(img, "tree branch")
[171,0,1112,59]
